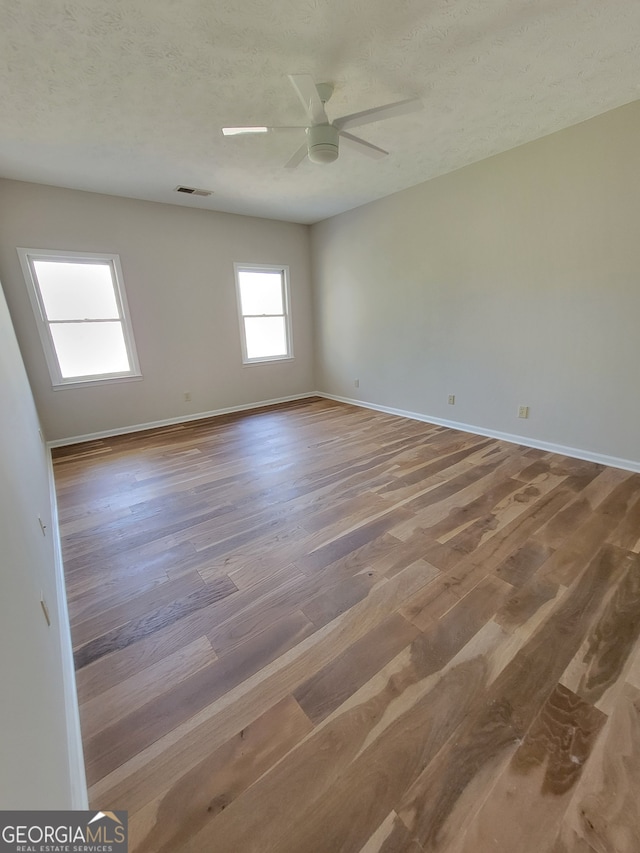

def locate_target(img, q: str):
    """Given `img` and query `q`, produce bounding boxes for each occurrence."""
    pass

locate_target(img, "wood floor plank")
[550,683,640,853]
[78,636,215,740]
[89,558,441,812]
[50,399,640,852]
[495,540,556,587]
[535,466,630,550]
[494,575,563,634]
[357,812,425,853]
[294,611,421,724]
[389,452,528,541]
[445,683,606,853]
[399,575,463,631]
[296,506,414,573]
[301,570,384,628]
[64,540,196,593]
[68,569,174,623]
[607,492,640,551]
[188,580,512,853]
[396,544,627,850]
[83,607,315,785]
[379,436,495,493]
[560,550,640,712]
[129,695,313,853]
[73,575,237,669]
[71,570,206,648]
[74,583,253,704]
[183,624,508,853]
[430,480,589,592]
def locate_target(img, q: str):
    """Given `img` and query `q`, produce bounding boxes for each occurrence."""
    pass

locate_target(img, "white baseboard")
[46,451,89,809]
[318,392,640,474]
[49,389,640,472]
[47,392,318,448]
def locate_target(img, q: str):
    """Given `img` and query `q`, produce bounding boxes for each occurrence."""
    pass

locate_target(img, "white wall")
[311,100,640,467]
[0,181,314,442]
[0,283,85,807]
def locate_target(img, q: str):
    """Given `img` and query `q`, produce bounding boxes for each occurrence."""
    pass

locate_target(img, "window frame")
[233,263,294,365]
[17,248,142,389]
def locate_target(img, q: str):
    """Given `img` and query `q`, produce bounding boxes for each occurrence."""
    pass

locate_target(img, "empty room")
[1,1,640,851]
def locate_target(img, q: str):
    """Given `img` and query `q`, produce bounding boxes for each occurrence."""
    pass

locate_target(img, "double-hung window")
[234,264,293,363]
[18,248,141,388]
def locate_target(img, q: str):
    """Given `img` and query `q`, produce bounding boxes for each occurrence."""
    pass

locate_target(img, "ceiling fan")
[222,75,421,168]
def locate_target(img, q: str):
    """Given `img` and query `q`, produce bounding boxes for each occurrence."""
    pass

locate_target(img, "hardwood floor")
[52,397,640,852]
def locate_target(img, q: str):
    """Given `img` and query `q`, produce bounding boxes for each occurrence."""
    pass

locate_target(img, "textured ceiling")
[1,0,639,224]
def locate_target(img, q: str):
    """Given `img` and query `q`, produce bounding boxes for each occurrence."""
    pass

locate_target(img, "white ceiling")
[1,0,639,225]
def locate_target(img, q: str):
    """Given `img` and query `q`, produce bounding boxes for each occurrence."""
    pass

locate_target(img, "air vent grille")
[175,186,213,197]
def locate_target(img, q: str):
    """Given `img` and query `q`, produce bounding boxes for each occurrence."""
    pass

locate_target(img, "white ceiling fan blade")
[284,142,309,169]
[288,75,327,125]
[339,131,388,159]
[222,126,269,136]
[222,126,304,136]
[334,98,422,132]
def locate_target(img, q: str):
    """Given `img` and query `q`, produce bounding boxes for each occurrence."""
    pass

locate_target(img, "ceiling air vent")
[174,185,213,197]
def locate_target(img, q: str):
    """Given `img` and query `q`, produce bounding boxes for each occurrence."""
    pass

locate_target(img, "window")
[234,264,293,363]
[17,249,141,388]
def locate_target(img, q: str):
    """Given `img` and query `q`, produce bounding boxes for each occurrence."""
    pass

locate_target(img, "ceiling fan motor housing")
[307,124,339,163]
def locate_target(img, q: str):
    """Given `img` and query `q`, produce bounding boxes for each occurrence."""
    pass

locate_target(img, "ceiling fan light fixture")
[307,124,339,164]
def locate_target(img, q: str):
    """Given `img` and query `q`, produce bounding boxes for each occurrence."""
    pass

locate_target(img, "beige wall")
[311,100,640,467]
[0,284,84,807]
[0,181,314,441]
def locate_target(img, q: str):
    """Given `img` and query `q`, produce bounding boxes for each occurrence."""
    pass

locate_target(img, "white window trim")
[234,262,294,365]
[17,248,142,389]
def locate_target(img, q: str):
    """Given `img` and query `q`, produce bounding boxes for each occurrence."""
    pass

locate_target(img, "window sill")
[51,373,143,391]
[241,356,295,367]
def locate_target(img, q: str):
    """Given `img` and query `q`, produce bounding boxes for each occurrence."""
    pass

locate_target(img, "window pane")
[34,261,119,321]
[50,322,130,378]
[238,271,283,316]
[244,316,287,359]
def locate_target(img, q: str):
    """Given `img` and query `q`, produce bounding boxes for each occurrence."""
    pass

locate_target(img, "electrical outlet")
[518,406,529,419]
[448,395,455,405]
[183,391,191,402]
[354,379,359,388]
